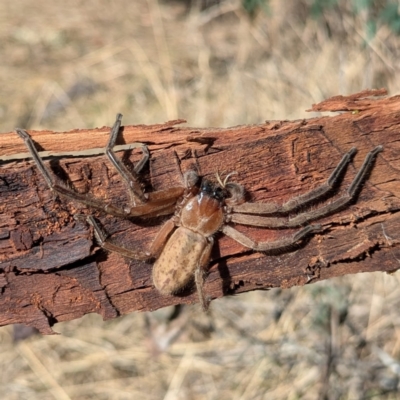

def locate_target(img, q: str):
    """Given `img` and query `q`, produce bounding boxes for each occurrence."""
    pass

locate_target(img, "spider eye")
[200,180,226,201]
[213,187,226,201]
[200,180,212,194]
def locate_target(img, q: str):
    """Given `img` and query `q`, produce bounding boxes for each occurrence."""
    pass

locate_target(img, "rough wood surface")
[1,89,399,334]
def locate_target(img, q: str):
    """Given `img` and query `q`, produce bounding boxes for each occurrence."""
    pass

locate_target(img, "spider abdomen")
[152,227,208,295]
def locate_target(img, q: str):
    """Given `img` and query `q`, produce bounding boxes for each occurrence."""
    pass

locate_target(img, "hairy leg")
[230,146,383,228]
[16,118,184,218]
[105,114,149,206]
[232,147,358,215]
[221,224,322,252]
[195,239,214,311]
[85,215,176,259]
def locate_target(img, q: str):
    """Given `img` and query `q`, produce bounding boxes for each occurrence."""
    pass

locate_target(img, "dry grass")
[1,0,400,398]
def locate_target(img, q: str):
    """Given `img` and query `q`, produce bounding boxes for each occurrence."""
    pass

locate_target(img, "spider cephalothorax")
[16,114,383,310]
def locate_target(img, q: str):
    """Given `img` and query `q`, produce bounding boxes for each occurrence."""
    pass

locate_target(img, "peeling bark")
[0,89,399,334]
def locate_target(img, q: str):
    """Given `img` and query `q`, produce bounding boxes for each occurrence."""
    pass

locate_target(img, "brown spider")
[16,115,383,310]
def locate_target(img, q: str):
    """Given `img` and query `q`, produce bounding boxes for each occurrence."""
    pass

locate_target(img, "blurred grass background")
[1,0,400,398]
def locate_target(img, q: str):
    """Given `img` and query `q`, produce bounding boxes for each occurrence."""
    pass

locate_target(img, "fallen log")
[0,88,399,334]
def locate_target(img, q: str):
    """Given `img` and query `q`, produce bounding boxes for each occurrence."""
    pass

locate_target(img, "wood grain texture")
[1,89,399,334]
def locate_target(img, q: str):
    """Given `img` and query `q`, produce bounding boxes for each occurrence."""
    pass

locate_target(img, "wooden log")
[0,89,399,334]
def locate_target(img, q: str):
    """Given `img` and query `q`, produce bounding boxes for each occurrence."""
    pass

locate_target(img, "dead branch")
[1,89,399,334]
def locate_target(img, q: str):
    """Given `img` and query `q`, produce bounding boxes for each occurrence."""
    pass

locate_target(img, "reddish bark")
[0,89,399,334]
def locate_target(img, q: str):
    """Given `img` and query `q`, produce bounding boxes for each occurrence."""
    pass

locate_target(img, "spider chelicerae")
[16,114,383,310]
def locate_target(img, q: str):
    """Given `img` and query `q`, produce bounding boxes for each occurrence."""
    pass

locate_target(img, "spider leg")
[16,127,120,212]
[105,113,148,206]
[222,224,322,252]
[85,215,176,260]
[194,239,214,311]
[16,124,185,218]
[233,147,357,215]
[230,146,383,228]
